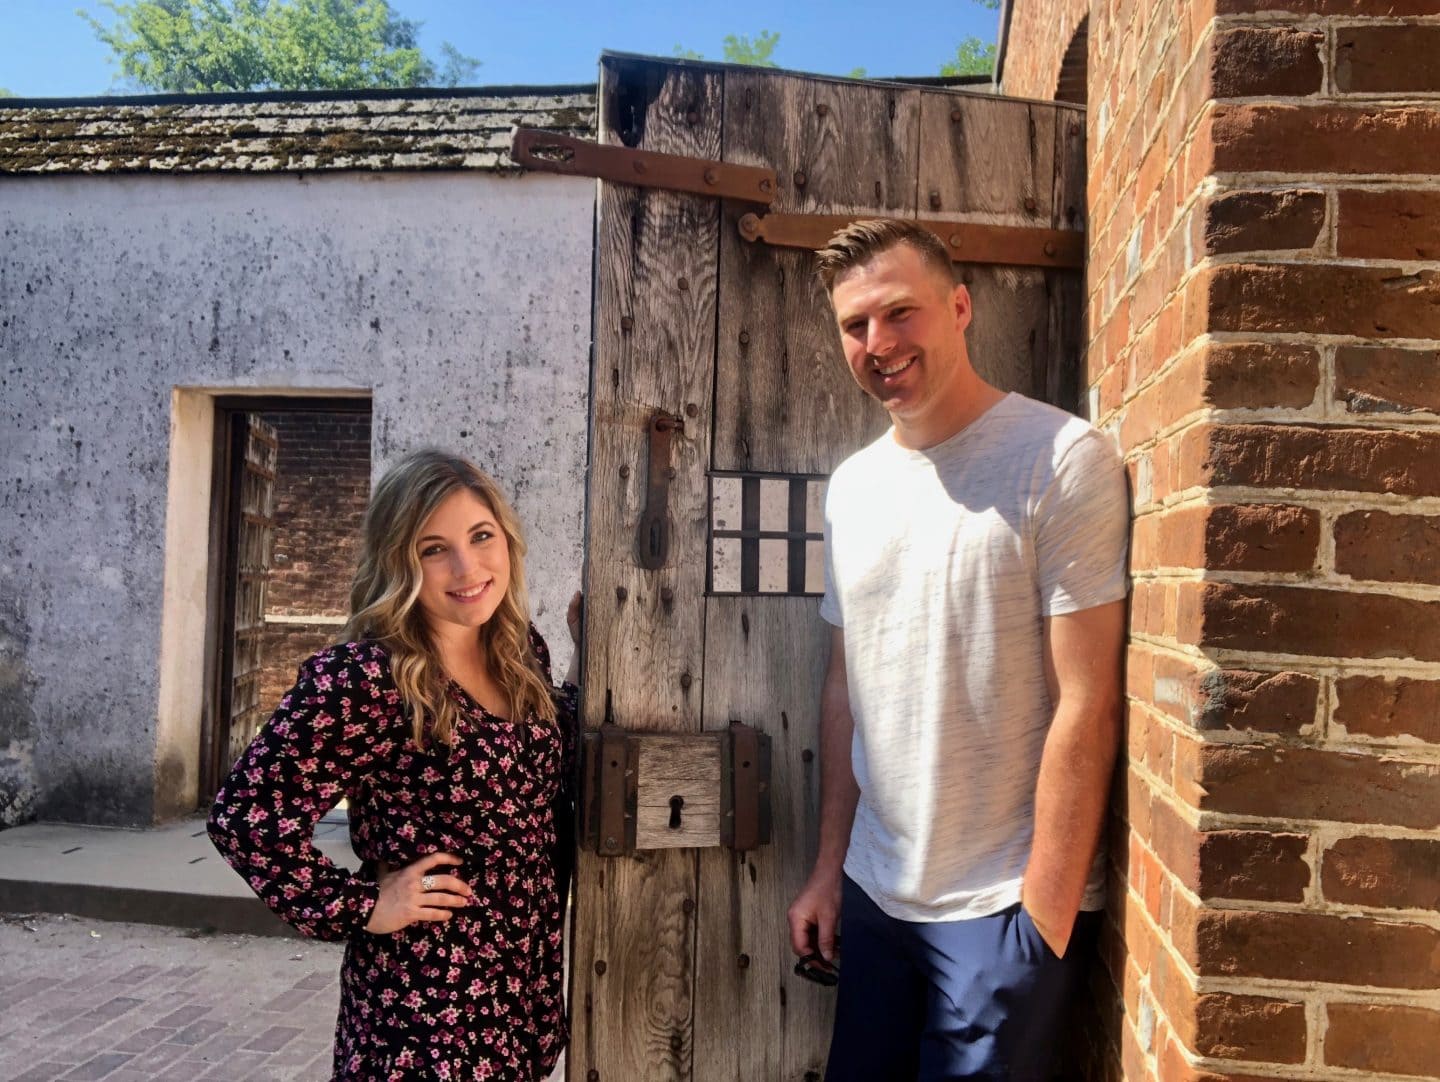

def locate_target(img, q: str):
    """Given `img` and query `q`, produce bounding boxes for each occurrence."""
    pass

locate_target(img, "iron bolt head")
[793,170,807,188]
[595,960,608,975]
[1024,196,1038,213]
[677,276,689,291]
[618,464,631,479]
[620,315,634,331]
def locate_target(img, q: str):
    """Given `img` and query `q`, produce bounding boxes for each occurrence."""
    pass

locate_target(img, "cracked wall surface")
[0,169,592,826]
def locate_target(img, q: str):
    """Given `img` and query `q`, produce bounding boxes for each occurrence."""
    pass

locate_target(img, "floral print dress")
[208,630,577,1081]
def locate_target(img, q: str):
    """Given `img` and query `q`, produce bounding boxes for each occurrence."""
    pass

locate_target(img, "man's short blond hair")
[814,218,956,292]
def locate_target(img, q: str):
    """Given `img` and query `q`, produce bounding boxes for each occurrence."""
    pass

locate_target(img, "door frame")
[196,394,372,803]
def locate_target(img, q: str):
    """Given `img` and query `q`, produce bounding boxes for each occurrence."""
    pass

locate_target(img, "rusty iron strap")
[594,723,635,857]
[727,723,771,852]
[511,127,777,206]
[635,411,683,571]
[738,212,1084,270]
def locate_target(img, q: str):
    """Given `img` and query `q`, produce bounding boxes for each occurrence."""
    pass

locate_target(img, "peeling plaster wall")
[0,170,593,826]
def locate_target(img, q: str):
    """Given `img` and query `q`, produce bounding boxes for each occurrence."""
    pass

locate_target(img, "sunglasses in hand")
[793,933,841,987]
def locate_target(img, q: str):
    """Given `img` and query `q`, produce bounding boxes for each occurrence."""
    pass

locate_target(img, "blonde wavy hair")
[342,450,557,746]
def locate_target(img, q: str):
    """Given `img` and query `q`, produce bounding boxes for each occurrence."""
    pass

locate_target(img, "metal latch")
[580,717,772,856]
[511,127,776,205]
[636,410,683,570]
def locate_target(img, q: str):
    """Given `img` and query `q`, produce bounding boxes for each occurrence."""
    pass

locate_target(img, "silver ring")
[420,874,436,892]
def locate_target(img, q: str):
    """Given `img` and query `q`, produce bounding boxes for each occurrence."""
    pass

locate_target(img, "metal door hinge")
[511,127,776,205]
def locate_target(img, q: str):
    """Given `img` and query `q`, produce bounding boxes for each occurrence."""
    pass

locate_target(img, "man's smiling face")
[830,242,973,428]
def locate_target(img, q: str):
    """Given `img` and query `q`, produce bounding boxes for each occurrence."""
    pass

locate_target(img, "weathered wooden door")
[221,414,279,770]
[572,56,1084,1082]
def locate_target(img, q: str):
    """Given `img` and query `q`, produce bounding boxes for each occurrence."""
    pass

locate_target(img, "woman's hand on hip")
[364,851,471,934]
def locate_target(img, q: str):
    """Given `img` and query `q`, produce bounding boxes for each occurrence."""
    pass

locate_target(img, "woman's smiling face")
[413,487,511,640]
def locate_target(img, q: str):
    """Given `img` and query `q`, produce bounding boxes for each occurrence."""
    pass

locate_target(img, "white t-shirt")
[820,393,1129,922]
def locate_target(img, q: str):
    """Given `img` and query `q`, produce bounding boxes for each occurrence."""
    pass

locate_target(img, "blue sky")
[1,0,1001,98]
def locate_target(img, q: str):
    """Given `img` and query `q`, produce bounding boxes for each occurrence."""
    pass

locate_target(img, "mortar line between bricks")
[1200,251,1440,272]
[1197,570,1440,600]
[1194,895,1440,927]
[1213,168,1440,186]
[1202,644,1440,676]
[1307,995,1325,1068]
[1129,692,1439,759]
[1185,1050,1425,1082]
[1204,329,1440,349]
[1130,631,1440,682]
[1202,487,1440,514]
[1146,946,1440,1041]
[1196,810,1440,841]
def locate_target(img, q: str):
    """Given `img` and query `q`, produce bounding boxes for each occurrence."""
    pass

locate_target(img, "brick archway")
[1056,16,1088,106]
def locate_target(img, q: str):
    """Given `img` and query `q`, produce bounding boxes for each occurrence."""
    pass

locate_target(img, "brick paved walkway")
[0,913,567,1081]
[0,912,345,1081]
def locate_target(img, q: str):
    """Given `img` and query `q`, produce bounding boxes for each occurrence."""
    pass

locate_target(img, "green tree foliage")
[722,30,779,67]
[81,0,480,93]
[0,88,16,97]
[940,0,999,78]
[673,29,781,67]
[940,37,996,77]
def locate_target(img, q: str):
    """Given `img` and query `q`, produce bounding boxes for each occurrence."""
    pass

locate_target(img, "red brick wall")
[1008,0,1440,1077]
[257,411,370,708]
[1002,0,1090,102]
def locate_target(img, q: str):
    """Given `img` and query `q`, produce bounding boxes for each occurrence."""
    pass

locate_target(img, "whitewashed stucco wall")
[0,170,593,826]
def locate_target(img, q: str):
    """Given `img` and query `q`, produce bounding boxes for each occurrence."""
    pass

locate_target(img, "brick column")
[1088,1,1440,1078]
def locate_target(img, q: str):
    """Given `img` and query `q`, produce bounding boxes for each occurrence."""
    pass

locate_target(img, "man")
[787,219,1128,1080]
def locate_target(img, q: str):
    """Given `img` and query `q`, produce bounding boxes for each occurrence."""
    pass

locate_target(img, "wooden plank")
[633,734,722,850]
[694,596,833,1082]
[570,56,721,1082]
[712,71,909,474]
[738,211,1084,269]
[1047,106,1087,413]
[917,92,1083,405]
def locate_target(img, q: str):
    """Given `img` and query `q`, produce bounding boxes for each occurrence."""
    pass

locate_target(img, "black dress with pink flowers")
[208,629,577,1081]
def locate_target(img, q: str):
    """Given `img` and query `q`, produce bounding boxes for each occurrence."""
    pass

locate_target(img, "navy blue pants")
[825,876,1099,1082]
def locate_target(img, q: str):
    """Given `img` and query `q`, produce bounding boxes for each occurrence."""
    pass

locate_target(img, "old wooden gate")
[570,55,1084,1082]
[219,414,279,773]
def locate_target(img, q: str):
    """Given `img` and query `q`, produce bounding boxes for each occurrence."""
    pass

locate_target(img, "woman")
[209,449,579,1081]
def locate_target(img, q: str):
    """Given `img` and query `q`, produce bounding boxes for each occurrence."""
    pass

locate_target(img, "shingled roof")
[0,85,595,175]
